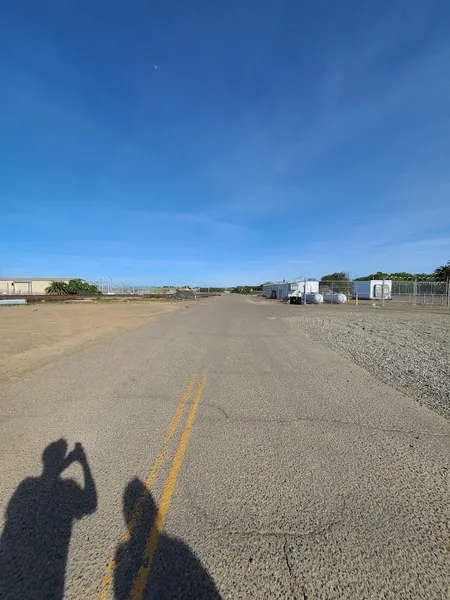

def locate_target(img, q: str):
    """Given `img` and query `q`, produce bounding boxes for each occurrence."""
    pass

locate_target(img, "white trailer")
[263,280,320,300]
[353,280,392,300]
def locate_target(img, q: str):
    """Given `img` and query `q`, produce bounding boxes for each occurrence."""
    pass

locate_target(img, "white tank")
[323,293,347,304]
[305,293,323,304]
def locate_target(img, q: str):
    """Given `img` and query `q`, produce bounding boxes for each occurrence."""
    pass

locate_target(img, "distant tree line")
[319,260,450,283]
[230,285,263,294]
[354,271,434,281]
[353,259,450,282]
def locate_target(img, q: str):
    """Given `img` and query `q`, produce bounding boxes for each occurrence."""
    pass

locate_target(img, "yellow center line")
[97,374,197,600]
[129,371,208,600]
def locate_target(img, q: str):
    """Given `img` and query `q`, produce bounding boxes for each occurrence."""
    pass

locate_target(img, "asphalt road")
[0,294,449,600]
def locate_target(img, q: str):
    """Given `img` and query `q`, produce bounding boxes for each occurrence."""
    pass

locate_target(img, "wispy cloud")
[205,9,450,223]
[374,237,450,252]
[114,209,251,236]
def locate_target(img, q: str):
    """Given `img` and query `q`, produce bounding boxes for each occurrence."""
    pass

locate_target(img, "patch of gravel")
[286,310,450,420]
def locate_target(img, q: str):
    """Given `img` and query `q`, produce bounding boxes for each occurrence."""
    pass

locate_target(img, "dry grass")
[0,301,181,379]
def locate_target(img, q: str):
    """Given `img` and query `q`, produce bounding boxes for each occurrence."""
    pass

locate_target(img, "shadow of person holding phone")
[114,478,221,599]
[0,439,97,600]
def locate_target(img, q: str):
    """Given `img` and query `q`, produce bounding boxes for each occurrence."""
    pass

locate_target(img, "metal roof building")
[0,278,71,295]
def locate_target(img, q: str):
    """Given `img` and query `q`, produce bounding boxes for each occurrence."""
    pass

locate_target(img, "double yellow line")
[98,371,208,600]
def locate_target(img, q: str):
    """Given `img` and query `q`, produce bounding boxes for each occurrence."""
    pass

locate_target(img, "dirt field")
[0,300,181,379]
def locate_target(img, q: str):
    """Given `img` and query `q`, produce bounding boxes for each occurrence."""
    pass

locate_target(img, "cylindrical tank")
[305,293,323,304]
[323,293,347,304]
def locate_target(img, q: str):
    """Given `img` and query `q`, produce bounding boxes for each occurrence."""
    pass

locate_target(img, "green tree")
[66,279,100,295]
[355,272,435,281]
[321,272,350,281]
[354,272,390,281]
[434,259,450,281]
[45,281,69,295]
[388,272,413,281]
[320,272,352,295]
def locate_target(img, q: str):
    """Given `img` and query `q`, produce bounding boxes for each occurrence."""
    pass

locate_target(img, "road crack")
[283,536,309,599]
[201,405,448,438]
[283,535,293,578]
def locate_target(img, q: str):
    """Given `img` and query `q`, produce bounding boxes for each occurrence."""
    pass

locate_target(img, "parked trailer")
[353,280,392,300]
[263,280,320,300]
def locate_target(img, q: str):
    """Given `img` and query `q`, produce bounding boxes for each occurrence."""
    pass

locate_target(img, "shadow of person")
[0,439,97,600]
[114,478,221,600]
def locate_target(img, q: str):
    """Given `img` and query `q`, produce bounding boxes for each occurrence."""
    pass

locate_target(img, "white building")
[0,278,71,295]
[353,280,392,300]
[263,280,320,300]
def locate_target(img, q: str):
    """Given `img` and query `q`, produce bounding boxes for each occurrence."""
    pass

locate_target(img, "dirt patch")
[0,301,181,379]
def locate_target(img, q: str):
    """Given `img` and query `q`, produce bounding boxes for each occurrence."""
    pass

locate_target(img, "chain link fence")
[318,279,450,307]
[87,280,198,296]
[94,279,450,306]
[89,280,156,295]
[391,280,449,306]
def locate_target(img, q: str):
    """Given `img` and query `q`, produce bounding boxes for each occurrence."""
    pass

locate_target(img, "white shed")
[353,280,392,300]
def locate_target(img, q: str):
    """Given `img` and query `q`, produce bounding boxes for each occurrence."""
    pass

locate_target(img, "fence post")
[382,278,385,307]
[447,280,450,309]
[413,280,417,307]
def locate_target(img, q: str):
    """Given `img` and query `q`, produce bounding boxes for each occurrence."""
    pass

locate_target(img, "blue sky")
[1,0,450,286]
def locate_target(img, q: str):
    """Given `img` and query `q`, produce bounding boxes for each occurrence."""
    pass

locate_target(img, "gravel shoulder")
[0,300,181,379]
[286,308,450,420]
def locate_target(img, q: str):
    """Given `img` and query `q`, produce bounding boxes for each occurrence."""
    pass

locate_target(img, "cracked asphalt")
[0,294,449,599]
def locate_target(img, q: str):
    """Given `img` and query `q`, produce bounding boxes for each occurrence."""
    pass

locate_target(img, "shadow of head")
[114,478,158,600]
[123,477,156,525]
[42,439,68,478]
